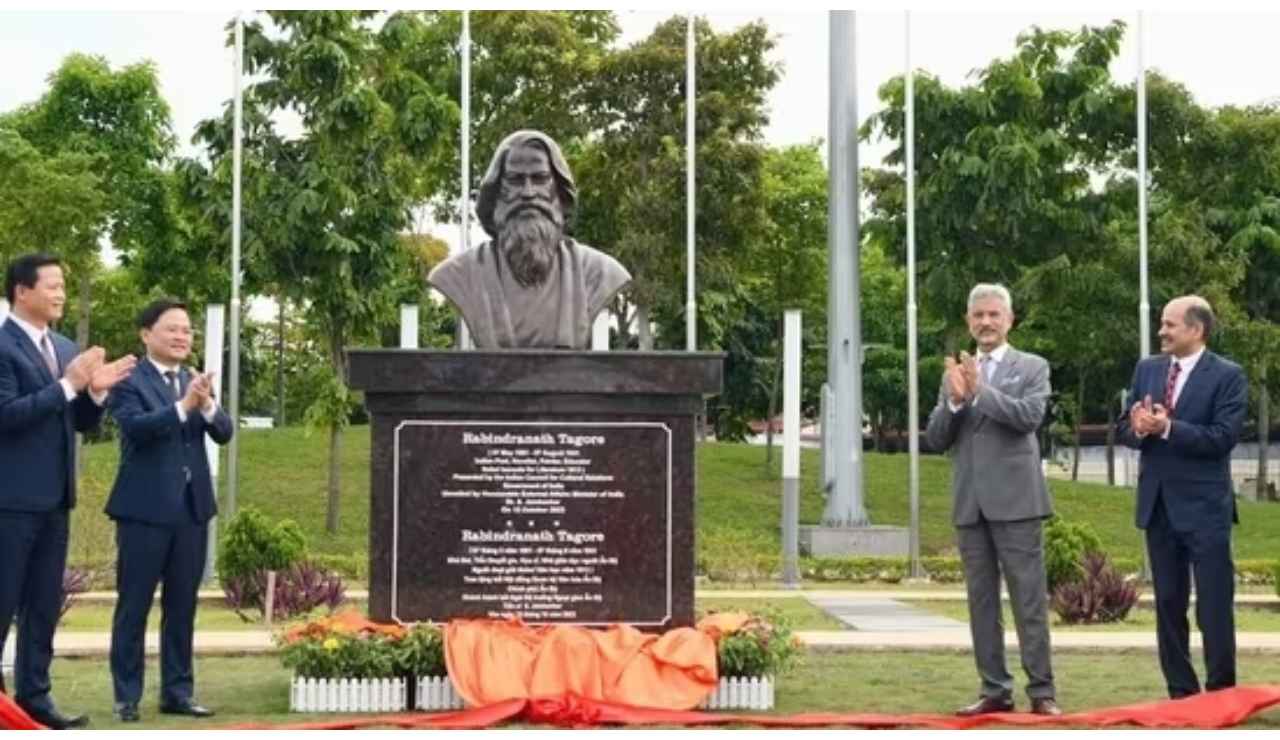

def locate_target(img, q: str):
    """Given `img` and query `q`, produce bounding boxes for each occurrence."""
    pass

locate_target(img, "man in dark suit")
[105,298,233,723]
[925,283,1060,717]
[0,253,135,729]
[1118,295,1246,699]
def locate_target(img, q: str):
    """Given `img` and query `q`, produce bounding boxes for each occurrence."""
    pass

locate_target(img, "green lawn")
[70,427,1280,578]
[37,652,1280,729]
[908,600,1280,632]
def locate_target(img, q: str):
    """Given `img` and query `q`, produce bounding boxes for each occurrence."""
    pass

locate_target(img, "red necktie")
[1164,360,1182,414]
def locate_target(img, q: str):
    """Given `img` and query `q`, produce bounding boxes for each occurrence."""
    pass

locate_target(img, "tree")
[0,128,104,265]
[4,53,175,349]
[575,16,780,353]
[187,11,457,533]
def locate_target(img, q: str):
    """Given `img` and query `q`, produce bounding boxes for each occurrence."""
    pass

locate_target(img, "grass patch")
[71,427,1280,577]
[697,598,847,631]
[907,600,1280,632]
[39,652,1280,729]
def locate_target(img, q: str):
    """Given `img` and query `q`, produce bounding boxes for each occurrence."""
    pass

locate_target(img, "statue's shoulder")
[566,239,631,284]
[428,242,494,295]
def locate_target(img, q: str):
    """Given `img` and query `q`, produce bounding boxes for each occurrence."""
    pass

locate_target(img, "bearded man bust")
[428,130,631,349]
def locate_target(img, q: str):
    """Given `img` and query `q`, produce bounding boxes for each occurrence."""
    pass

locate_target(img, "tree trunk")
[1071,375,1084,482]
[636,303,653,351]
[1257,365,1270,503]
[325,330,348,534]
[275,297,286,427]
[74,272,91,476]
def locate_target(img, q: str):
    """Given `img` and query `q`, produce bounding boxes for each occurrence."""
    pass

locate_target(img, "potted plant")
[279,616,408,712]
[396,624,465,711]
[703,612,801,711]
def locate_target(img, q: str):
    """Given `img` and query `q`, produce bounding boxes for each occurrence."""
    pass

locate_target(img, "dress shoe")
[955,695,1015,716]
[17,702,90,730]
[114,702,140,722]
[1030,697,1063,716]
[160,699,215,718]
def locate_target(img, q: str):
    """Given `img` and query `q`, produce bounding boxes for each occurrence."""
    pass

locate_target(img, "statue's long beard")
[499,208,563,288]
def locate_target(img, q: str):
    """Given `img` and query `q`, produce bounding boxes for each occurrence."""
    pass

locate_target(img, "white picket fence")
[416,675,466,711]
[289,676,407,713]
[702,675,774,710]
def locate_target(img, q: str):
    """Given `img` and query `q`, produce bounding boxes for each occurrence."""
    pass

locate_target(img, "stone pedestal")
[799,524,909,557]
[348,349,722,629]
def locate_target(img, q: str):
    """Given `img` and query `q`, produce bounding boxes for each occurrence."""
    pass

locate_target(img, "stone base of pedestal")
[799,525,909,557]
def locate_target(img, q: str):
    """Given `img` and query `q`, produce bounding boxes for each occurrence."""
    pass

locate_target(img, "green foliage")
[394,624,447,677]
[219,507,307,583]
[1274,561,1280,598]
[712,611,801,678]
[277,622,445,679]
[279,632,401,680]
[1043,516,1104,591]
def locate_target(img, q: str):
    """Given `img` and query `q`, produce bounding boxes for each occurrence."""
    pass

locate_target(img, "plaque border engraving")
[391,420,674,626]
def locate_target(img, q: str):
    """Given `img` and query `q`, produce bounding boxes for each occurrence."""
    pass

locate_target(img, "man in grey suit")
[925,283,1060,716]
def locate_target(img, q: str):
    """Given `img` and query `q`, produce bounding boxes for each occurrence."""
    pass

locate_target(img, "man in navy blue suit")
[0,253,135,729]
[105,298,233,723]
[1118,295,1247,699]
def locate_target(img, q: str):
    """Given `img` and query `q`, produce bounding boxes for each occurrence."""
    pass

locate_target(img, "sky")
[0,8,1278,317]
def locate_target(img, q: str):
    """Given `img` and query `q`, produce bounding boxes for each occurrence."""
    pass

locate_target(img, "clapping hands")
[944,352,982,406]
[1129,394,1170,437]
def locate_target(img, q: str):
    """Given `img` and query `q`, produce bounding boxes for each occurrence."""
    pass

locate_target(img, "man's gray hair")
[967,283,1013,313]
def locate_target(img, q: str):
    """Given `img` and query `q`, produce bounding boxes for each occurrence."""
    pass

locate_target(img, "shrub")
[218,508,306,609]
[59,566,91,623]
[1274,561,1280,598]
[1051,552,1140,624]
[710,612,801,678]
[1043,516,1103,592]
[224,560,346,621]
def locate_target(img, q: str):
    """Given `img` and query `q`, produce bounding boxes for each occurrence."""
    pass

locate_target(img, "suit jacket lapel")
[988,348,1016,389]
[4,319,56,384]
[1173,352,1215,415]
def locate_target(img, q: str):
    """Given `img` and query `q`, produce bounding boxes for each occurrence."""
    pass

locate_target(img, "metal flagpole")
[904,11,922,578]
[457,10,474,351]
[225,12,244,519]
[1136,10,1152,582]
[823,11,867,527]
[1137,11,1150,360]
[686,14,697,352]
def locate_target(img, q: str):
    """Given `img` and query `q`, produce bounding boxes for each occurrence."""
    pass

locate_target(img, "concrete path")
[805,596,966,631]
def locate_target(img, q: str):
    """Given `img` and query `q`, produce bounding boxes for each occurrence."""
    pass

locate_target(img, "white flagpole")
[225,12,244,519]
[905,11,922,579]
[686,14,697,352]
[1137,11,1150,360]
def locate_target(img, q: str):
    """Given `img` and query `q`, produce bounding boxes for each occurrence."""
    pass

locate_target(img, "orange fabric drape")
[443,618,722,710]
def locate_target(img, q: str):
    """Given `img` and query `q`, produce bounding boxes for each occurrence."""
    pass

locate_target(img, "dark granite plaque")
[349,350,723,629]
[392,421,672,625]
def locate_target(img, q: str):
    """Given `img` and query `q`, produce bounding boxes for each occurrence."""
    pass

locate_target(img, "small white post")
[0,298,9,325]
[203,303,226,583]
[781,309,802,587]
[399,304,419,349]
[264,569,277,626]
[591,312,610,351]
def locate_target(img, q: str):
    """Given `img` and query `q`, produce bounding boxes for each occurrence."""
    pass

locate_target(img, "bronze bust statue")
[428,130,631,349]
